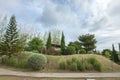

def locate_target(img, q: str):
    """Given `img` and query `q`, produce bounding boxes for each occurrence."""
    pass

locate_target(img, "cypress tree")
[112,44,119,62]
[46,32,52,49]
[119,43,120,53]
[61,32,65,54]
[1,15,19,58]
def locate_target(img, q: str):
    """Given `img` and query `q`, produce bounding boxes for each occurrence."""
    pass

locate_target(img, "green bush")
[71,57,78,63]
[70,62,77,71]
[59,61,67,69]
[0,57,2,64]
[1,55,9,64]
[9,58,17,66]
[27,53,47,70]
[17,59,28,68]
[77,61,85,71]
[64,46,76,55]
[85,61,93,70]
[79,49,86,54]
[93,61,103,72]
[87,57,103,72]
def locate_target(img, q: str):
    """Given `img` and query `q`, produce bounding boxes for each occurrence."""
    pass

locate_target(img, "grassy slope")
[0,52,120,72]
[43,54,120,72]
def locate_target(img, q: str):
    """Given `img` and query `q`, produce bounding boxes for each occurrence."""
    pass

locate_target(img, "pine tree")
[1,15,19,58]
[61,32,65,54]
[112,44,119,62]
[78,34,97,53]
[46,32,52,49]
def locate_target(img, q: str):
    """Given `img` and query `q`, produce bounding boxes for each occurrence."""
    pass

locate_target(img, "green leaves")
[61,32,65,54]
[28,37,43,51]
[79,34,97,53]
[46,32,52,49]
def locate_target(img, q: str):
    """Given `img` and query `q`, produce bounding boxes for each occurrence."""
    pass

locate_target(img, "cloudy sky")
[0,0,120,51]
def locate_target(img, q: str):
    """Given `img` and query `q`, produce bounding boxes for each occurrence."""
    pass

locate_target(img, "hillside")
[43,54,120,72]
[0,53,120,72]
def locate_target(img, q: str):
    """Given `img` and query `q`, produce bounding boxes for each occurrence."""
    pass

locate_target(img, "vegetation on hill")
[0,52,119,72]
[0,15,119,72]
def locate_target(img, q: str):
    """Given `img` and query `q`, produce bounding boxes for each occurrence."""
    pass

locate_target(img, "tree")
[28,37,43,51]
[119,43,120,53]
[78,34,97,53]
[61,32,65,54]
[51,29,61,45]
[0,16,7,42]
[64,46,76,55]
[68,41,82,54]
[102,49,112,58]
[112,44,119,62]
[46,32,52,49]
[0,15,20,58]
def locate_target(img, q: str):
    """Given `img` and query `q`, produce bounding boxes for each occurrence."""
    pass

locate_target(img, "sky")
[0,0,120,51]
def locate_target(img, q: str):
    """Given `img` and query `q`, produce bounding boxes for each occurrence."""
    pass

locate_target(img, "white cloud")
[0,0,120,51]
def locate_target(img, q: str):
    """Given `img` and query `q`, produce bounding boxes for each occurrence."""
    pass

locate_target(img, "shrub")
[77,61,85,71]
[87,57,103,72]
[64,46,76,55]
[59,60,67,69]
[93,61,103,72]
[85,61,93,70]
[9,58,17,66]
[79,49,86,54]
[27,53,47,70]
[70,62,77,71]
[0,57,2,64]
[17,59,28,68]
[71,57,78,63]
[1,55,9,64]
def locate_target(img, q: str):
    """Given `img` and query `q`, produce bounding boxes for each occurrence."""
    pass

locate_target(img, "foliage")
[79,49,86,54]
[59,56,103,72]
[0,54,29,68]
[68,41,81,54]
[1,55,9,64]
[0,15,22,58]
[27,53,47,70]
[102,49,112,58]
[71,57,78,63]
[85,61,93,70]
[59,60,67,69]
[86,57,103,72]
[77,60,85,71]
[28,37,43,51]
[70,62,77,71]
[46,32,52,49]
[112,44,119,62]
[78,34,97,53]
[64,46,76,55]
[61,32,66,55]
[119,43,120,53]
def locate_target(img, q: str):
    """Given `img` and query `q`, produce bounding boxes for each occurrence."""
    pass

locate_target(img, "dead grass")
[0,53,120,72]
[44,54,120,72]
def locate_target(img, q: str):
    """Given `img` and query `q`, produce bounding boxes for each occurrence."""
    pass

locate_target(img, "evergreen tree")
[119,43,120,53]
[78,34,97,53]
[0,15,20,58]
[112,44,119,62]
[61,32,65,54]
[46,32,52,49]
